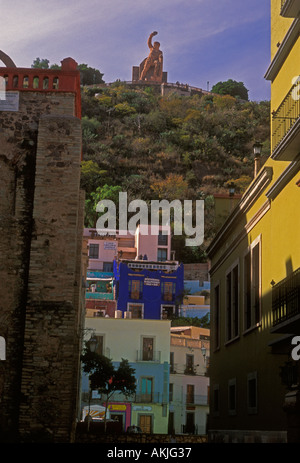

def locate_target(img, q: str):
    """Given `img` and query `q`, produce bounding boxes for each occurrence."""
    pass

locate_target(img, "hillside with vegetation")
[80,80,270,262]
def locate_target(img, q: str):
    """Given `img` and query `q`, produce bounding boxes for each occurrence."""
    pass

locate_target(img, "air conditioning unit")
[114,310,122,319]
[124,311,132,319]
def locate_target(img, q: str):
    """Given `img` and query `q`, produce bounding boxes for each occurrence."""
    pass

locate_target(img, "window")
[213,385,219,416]
[12,75,19,88]
[161,304,175,319]
[228,378,236,415]
[129,279,143,299]
[226,262,239,342]
[128,303,143,319]
[162,282,175,302]
[185,354,194,375]
[186,384,195,404]
[103,262,113,272]
[52,77,59,89]
[169,383,173,402]
[141,377,153,402]
[158,230,168,246]
[247,372,258,414]
[23,76,29,88]
[33,76,39,89]
[43,76,49,89]
[170,352,175,373]
[142,337,154,361]
[213,284,220,350]
[157,248,167,262]
[244,237,261,331]
[89,243,99,259]
[95,335,104,356]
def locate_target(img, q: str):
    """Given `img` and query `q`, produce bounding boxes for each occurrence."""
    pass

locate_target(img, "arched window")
[33,76,39,89]
[0,336,6,360]
[43,77,49,89]
[23,76,29,88]
[52,77,59,89]
[12,75,19,88]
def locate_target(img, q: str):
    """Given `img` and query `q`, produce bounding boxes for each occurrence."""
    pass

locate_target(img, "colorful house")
[82,317,171,434]
[207,0,300,443]
[169,327,210,435]
[114,259,184,320]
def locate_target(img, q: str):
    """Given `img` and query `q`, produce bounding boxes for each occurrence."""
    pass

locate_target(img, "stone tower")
[0,55,87,442]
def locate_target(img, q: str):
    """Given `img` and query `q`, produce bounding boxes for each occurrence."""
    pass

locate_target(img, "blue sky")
[2,0,271,101]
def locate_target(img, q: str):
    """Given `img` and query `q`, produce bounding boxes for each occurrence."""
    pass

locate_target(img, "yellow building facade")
[207,0,300,443]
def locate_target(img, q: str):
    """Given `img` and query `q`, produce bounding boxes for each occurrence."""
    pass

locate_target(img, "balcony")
[272,267,300,333]
[280,0,300,17]
[136,350,161,362]
[271,80,300,161]
[134,392,162,403]
[185,394,208,406]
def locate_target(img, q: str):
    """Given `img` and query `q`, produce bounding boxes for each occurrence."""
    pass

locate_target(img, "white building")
[169,326,210,435]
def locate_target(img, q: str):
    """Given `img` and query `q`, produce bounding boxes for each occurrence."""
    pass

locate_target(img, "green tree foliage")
[31,59,104,85]
[171,314,210,328]
[211,79,249,101]
[80,82,270,259]
[78,64,104,86]
[31,57,60,69]
[81,346,136,432]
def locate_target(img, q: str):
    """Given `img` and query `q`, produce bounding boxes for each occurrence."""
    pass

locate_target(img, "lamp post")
[253,142,262,177]
[86,335,98,429]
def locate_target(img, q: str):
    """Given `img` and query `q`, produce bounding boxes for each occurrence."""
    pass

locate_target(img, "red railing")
[0,57,81,118]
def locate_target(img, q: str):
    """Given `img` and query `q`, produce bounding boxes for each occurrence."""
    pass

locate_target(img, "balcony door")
[141,377,153,402]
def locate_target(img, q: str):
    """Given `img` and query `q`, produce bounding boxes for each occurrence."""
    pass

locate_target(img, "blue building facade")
[114,260,184,320]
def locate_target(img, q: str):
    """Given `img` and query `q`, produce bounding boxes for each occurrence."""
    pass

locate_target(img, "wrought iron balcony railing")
[280,0,300,17]
[136,350,161,362]
[185,394,208,406]
[272,80,300,153]
[272,267,300,327]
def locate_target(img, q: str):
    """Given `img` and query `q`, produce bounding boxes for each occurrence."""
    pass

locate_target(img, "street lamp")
[253,142,262,177]
[87,335,98,353]
[86,334,98,428]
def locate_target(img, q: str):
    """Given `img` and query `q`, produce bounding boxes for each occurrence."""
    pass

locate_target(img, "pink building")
[84,224,172,271]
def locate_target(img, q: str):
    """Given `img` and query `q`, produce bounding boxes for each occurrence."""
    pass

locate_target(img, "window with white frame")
[243,236,261,331]
[127,303,144,319]
[225,261,239,342]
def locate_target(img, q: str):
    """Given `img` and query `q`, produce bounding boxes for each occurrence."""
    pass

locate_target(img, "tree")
[31,57,61,69]
[31,57,50,69]
[211,79,249,101]
[78,64,104,86]
[81,347,136,432]
[31,59,104,84]
[171,314,210,328]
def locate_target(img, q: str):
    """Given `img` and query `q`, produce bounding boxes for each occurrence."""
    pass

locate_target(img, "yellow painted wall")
[271,0,293,59]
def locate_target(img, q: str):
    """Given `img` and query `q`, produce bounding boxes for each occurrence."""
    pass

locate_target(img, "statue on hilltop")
[132,31,167,84]
[140,31,163,82]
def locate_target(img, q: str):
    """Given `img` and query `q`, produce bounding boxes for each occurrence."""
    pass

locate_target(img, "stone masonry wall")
[0,90,84,442]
